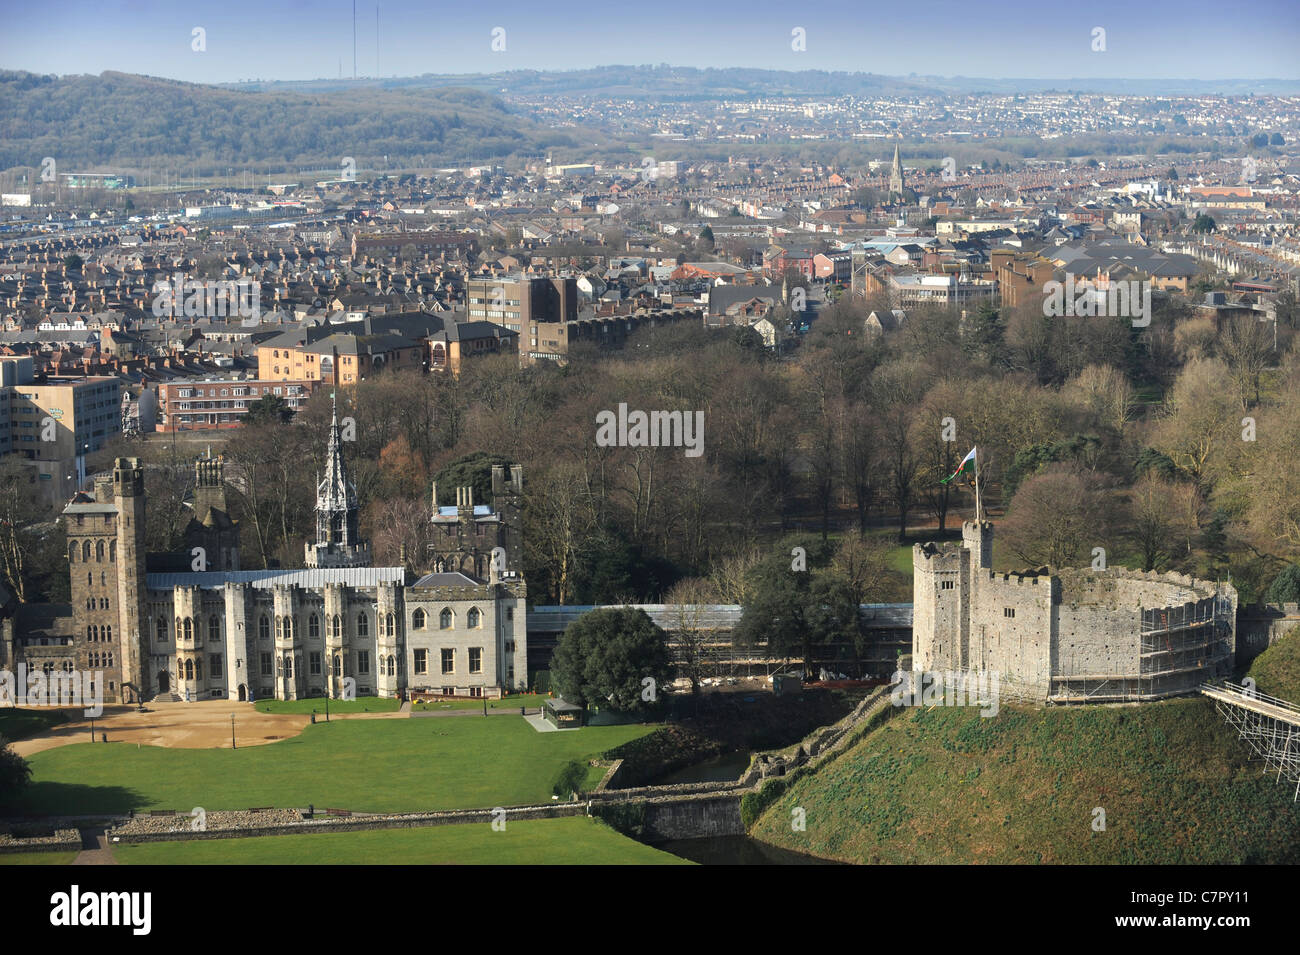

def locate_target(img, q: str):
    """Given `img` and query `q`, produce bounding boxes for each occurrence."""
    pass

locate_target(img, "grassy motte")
[1246,626,1300,700]
[114,817,689,865]
[750,698,1300,864]
[19,718,654,815]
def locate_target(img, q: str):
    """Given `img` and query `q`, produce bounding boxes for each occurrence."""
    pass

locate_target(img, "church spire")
[889,144,906,198]
[305,392,370,567]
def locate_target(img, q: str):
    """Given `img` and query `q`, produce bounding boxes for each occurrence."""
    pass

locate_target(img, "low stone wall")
[0,829,81,853]
[642,794,743,841]
[110,805,587,844]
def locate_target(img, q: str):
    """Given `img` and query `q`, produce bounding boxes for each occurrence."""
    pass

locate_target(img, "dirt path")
[12,701,309,757]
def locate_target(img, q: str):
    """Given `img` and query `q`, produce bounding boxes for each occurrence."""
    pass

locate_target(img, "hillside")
[750,698,1300,864]
[1247,626,1300,700]
[0,70,578,172]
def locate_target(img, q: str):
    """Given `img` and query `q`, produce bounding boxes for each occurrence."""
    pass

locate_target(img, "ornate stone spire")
[305,392,369,567]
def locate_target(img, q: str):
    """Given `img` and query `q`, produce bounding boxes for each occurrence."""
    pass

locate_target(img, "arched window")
[105,625,112,642]
[275,617,283,641]
[282,656,291,678]
[412,609,426,629]
[385,613,395,637]
[70,543,77,563]
[439,608,453,630]
[183,618,192,641]
[332,614,341,639]
[100,572,106,586]
[276,656,282,675]
[109,541,116,562]
[90,652,97,667]
[106,652,113,667]
[101,597,108,610]
[356,612,368,636]
[259,615,270,641]
[309,614,319,638]
[184,659,194,680]
[387,655,395,676]
[332,654,341,678]
[88,572,93,588]
[88,625,96,641]
[82,541,91,561]
[96,540,104,562]
[467,607,481,629]
[209,616,221,642]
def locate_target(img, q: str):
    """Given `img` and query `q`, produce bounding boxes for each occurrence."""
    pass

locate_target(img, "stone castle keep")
[1,399,528,705]
[912,520,1237,702]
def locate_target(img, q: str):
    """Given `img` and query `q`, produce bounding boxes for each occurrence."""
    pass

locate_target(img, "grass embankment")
[751,698,1300,864]
[411,694,549,712]
[17,718,654,815]
[1246,626,1300,700]
[114,817,689,865]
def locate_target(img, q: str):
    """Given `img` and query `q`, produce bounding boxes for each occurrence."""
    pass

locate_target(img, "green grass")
[19,717,655,815]
[411,694,548,712]
[0,851,78,865]
[750,698,1300,864]
[114,817,689,865]
[254,696,402,714]
[1246,625,1300,701]
[0,708,71,741]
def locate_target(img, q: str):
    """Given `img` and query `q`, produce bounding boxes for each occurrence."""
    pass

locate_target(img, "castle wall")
[967,572,1054,694]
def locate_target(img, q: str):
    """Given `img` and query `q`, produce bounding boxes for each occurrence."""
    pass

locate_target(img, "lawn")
[0,851,78,865]
[411,693,549,712]
[254,697,402,715]
[0,707,72,741]
[18,716,655,815]
[114,817,688,865]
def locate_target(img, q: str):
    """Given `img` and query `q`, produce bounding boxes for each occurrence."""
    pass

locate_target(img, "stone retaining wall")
[0,829,81,853]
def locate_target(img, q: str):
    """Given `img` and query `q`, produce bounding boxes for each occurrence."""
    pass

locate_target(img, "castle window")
[261,653,272,675]
[183,618,192,641]
[210,654,222,677]
[276,617,283,641]
[439,608,453,630]
[310,652,321,675]
[941,580,954,590]
[106,652,113,667]
[88,572,93,588]
[96,540,104,562]
[385,613,395,637]
[358,651,369,674]
[89,625,96,641]
[195,659,203,680]
[259,615,270,641]
[105,625,111,642]
[1004,607,1016,619]
[109,541,115,562]
[309,614,319,638]
[412,609,426,629]
[414,649,427,675]
[441,649,454,674]
[356,612,368,636]
[101,572,106,586]
[387,655,395,677]
[157,617,167,642]
[83,541,91,561]
[70,543,77,563]
[209,616,221,642]
[469,648,482,674]
[184,659,194,680]
[332,614,341,638]
[467,608,481,629]
[282,656,291,678]
[332,655,341,678]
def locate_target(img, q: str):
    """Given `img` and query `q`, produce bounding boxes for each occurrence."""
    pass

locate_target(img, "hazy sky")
[1,0,1296,84]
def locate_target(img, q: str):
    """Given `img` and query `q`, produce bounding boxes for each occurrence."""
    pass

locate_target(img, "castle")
[2,399,528,704]
[912,520,1237,702]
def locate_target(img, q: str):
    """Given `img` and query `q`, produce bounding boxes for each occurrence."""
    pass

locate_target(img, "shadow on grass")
[3,781,147,816]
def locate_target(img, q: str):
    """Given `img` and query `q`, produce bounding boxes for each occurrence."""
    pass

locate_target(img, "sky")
[0,0,1297,84]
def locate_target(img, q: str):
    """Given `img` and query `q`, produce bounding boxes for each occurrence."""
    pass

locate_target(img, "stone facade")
[913,520,1237,702]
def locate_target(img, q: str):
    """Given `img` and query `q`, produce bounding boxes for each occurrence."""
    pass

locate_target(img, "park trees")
[550,607,674,712]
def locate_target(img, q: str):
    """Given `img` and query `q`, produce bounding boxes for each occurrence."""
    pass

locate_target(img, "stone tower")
[112,457,149,703]
[911,520,993,674]
[305,393,370,568]
[889,144,905,198]
[185,451,240,571]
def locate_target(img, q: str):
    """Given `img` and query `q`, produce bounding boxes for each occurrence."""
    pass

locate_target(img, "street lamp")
[230,712,236,750]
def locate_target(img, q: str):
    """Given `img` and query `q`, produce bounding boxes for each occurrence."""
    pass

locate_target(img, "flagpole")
[974,447,982,523]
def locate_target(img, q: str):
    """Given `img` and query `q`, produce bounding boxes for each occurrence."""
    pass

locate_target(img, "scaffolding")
[1203,681,1300,802]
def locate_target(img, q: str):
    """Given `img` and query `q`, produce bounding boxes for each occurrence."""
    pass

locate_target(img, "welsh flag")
[941,446,976,485]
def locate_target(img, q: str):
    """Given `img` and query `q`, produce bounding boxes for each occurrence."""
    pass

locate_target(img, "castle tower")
[889,144,905,198]
[112,457,149,703]
[963,520,993,572]
[305,393,370,568]
[186,450,240,571]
